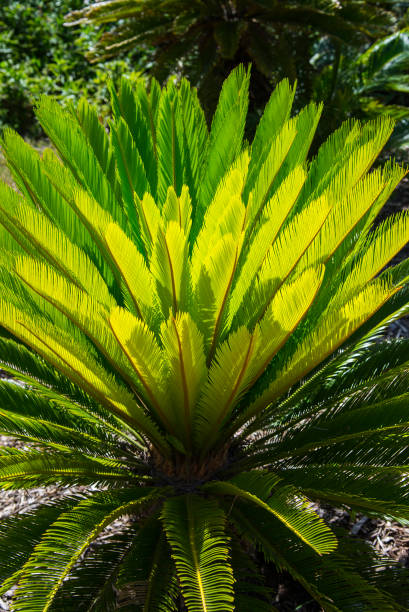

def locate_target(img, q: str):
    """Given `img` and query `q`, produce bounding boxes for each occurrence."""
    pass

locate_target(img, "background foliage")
[66,0,409,144]
[0,0,148,138]
[3,1,409,148]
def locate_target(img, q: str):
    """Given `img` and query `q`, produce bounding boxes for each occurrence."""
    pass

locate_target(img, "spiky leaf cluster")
[0,67,409,610]
[65,0,402,116]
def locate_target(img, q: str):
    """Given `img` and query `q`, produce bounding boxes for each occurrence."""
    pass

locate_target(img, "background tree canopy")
[65,0,409,144]
[0,0,148,137]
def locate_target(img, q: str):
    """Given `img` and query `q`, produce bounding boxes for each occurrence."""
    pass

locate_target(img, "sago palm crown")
[0,66,409,610]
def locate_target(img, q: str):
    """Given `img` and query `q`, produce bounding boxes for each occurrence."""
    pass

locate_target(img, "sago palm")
[1,67,409,610]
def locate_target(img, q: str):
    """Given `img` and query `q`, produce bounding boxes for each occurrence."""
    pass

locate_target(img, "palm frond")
[0,497,81,596]
[161,494,235,612]
[12,488,165,612]
[206,471,337,555]
[117,517,179,612]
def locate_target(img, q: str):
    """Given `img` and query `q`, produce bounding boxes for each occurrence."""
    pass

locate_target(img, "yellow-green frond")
[162,185,192,235]
[197,326,258,448]
[0,302,163,446]
[104,222,155,323]
[300,170,386,270]
[243,279,398,420]
[150,221,190,317]
[1,195,113,306]
[160,313,207,448]
[252,195,330,319]
[13,256,137,388]
[133,192,161,255]
[228,166,307,325]
[194,233,241,357]
[109,306,174,432]
[206,480,337,555]
[191,151,249,282]
[255,266,325,374]
[245,120,297,233]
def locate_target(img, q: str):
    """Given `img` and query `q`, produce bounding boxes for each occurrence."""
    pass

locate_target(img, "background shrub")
[66,0,409,149]
[0,0,148,137]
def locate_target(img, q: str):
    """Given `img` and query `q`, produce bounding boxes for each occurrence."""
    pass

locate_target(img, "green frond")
[194,233,241,359]
[279,464,409,523]
[275,391,409,463]
[0,497,80,596]
[230,501,406,611]
[206,473,337,556]
[245,279,397,419]
[161,494,235,612]
[0,447,132,489]
[156,81,184,204]
[110,116,149,231]
[74,98,115,181]
[197,325,255,447]
[351,160,407,244]
[50,524,138,612]
[303,119,395,217]
[300,119,360,204]
[276,102,322,183]
[0,337,143,447]
[178,78,209,208]
[256,266,325,355]
[116,518,178,612]
[150,221,190,316]
[199,266,324,449]
[302,169,387,272]
[198,66,250,216]
[248,197,329,323]
[66,188,127,285]
[104,222,155,323]
[0,380,124,457]
[133,191,162,256]
[162,185,192,235]
[160,313,206,449]
[1,69,409,611]
[12,488,164,612]
[0,302,164,448]
[14,256,125,366]
[111,77,157,195]
[229,501,339,611]
[246,78,296,197]
[0,132,92,254]
[338,211,409,303]
[191,151,249,283]
[0,193,114,305]
[109,307,175,437]
[245,120,297,233]
[35,96,121,216]
[228,165,307,325]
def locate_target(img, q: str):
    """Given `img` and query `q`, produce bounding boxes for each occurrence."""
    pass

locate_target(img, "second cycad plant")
[0,66,409,610]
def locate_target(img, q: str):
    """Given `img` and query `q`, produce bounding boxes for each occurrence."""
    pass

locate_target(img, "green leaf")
[205,472,337,555]
[117,517,179,611]
[198,65,250,217]
[161,494,235,612]
[12,488,165,612]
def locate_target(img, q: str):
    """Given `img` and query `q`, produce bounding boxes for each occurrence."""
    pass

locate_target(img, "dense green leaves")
[65,0,404,131]
[161,495,234,611]
[0,69,409,610]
